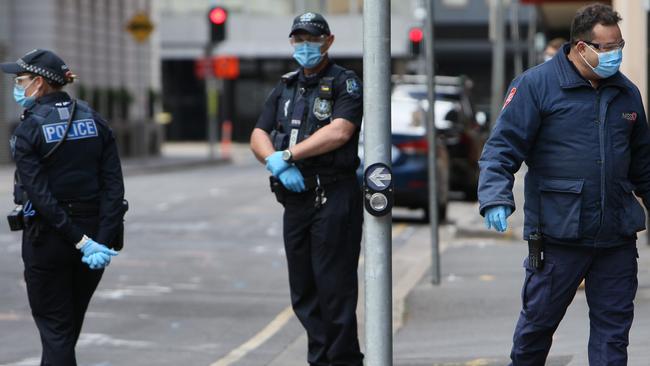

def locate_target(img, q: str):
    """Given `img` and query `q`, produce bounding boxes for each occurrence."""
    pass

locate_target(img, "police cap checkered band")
[0,49,70,85]
[289,12,331,37]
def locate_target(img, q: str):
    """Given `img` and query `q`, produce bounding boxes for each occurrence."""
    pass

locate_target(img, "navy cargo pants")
[282,177,364,366]
[510,242,638,366]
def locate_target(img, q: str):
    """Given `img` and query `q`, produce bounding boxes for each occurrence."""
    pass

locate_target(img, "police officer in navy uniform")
[478,4,650,365]
[250,12,364,366]
[1,49,124,365]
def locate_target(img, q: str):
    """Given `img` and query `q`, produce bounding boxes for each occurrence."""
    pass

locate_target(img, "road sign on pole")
[126,12,154,43]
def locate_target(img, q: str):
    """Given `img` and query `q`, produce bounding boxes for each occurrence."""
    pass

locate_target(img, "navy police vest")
[271,64,360,175]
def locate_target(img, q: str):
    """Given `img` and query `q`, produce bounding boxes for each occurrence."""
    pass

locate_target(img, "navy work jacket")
[478,44,650,247]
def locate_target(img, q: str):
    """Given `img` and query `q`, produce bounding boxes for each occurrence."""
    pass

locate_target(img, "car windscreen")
[392,97,459,135]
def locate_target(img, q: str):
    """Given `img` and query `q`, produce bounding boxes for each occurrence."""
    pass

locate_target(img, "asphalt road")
[0,147,431,366]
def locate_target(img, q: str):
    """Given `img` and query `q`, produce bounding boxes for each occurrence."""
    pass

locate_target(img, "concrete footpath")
[393,204,650,366]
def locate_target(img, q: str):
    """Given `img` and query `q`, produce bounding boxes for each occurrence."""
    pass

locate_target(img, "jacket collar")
[299,59,333,86]
[555,43,627,90]
[32,91,71,107]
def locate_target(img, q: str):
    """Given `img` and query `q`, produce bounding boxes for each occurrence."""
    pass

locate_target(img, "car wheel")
[463,182,478,201]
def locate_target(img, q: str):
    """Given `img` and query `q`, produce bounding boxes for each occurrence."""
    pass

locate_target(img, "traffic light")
[208,6,228,44]
[409,27,423,57]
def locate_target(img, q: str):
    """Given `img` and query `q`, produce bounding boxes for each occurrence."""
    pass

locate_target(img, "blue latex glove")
[80,238,118,270]
[279,166,306,193]
[82,252,112,270]
[484,205,512,232]
[265,151,291,177]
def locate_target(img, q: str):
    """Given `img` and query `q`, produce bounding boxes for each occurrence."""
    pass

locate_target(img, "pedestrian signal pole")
[363,0,393,365]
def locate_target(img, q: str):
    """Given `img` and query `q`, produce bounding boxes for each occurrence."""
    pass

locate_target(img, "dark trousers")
[510,243,638,366]
[282,178,364,366]
[22,216,103,366]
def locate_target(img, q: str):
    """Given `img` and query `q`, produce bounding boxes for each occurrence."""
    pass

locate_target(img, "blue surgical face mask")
[581,44,623,78]
[13,78,37,108]
[292,42,324,69]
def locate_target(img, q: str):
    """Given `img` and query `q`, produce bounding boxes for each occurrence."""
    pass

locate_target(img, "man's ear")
[322,34,335,53]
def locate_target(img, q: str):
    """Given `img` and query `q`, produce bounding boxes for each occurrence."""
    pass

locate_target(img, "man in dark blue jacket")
[478,4,650,365]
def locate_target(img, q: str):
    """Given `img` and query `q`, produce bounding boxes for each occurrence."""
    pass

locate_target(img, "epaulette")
[281,69,300,84]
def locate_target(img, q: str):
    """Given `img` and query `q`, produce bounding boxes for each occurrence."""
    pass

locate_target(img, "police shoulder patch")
[346,78,361,98]
[42,119,99,144]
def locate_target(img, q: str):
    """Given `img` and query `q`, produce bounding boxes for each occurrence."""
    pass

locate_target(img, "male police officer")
[478,4,650,365]
[2,49,124,365]
[250,12,364,366]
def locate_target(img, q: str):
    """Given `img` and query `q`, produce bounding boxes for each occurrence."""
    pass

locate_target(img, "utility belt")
[8,201,103,231]
[61,201,100,217]
[6,199,128,251]
[270,172,355,205]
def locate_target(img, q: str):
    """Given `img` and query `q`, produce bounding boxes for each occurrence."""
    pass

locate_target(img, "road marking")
[208,306,294,366]
[465,359,491,366]
[0,312,21,321]
[208,223,408,366]
[479,274,495,282]
[77,333,154,348]
[0,357,40,366]
[392,222,407,238]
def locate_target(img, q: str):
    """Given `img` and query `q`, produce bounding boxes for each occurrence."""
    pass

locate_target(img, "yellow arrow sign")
[126,12,154,43]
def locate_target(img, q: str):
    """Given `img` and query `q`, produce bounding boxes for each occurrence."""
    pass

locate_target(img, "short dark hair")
[570,3,622,44]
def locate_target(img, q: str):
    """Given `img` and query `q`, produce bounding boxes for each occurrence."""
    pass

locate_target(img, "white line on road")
[208,306,295,366]
[207,223,408,366]
[0,357,40,366]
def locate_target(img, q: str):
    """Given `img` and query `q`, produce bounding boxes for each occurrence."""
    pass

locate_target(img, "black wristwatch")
[282,149,293,163]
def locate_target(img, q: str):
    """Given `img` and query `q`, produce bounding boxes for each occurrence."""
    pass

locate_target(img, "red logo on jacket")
[502,87,517,110]
[622,112,638,122]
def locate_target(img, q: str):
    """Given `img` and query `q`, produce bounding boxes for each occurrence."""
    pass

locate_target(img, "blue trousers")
[510,243,638,366]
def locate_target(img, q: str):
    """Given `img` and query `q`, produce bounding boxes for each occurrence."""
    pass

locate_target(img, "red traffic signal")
[208,7,227,43]
[209,7,227,25]
[409,27,424,43]
[409,27,423,57]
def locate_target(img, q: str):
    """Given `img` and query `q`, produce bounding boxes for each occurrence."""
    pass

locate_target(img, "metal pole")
[511,0,523,76]
[423,0,440,285]
[490,0,506,129]
[363,0,392,364]
[527,5,537,69]
[205,44,218,160]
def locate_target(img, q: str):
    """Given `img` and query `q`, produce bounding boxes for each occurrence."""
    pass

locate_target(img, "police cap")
[0,49,71,86]
[289,12,331,37]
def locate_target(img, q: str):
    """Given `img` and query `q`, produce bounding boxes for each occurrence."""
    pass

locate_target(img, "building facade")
[0,0,161,164]
[158,0,535,142]
[613,0,648,110]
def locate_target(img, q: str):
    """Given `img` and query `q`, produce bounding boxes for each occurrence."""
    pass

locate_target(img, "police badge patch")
[346,78,360,98]
[300,12,316,22]
[313,97,332,121]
